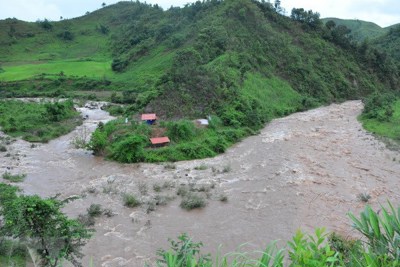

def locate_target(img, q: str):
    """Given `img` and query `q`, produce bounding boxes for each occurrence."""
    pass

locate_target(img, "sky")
[0,0,399,27]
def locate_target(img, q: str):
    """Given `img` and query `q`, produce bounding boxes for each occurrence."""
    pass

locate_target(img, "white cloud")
[0,0,62,21]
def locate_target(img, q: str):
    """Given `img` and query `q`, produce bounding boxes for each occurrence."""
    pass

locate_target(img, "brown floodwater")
[1,100,400,267]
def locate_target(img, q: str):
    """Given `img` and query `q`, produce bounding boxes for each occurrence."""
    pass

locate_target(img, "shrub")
[164,163,176,169]
[123,193,140,208]
[110,135,148,163]
[37,19,52,30]
[219,194,228,202]
[87,129,108,156]
[87,204,102,217]
[0,145,7,152]
[222,164,232,173]
[348,202,400,261]
[176,186,189,197]
[166,120,197,142]
[157,233,211,266]
[111,58,128,72]
[357,192,371,203]
[363,92,396,120]
[154,194,174,206]
[138,181,148,195]
[57,30,74,41]
[2,172,26,183]
[175,142,215,159]
[194,164,207,170]
[153,183,162,192]
[180,193,207,210]
[77,214,95,227]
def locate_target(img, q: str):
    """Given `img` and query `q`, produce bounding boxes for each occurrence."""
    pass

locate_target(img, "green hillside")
[372,24,400,62]
[322,18,387,41]
[1,0,399,161]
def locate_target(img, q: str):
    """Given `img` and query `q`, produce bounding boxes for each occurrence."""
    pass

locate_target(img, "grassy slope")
[372,26,400,62]
[0,100,82,142]
[1,0,400,157]
[0,256,25,267]
[322,17,387,41]
[0,3,174,91]
[360,100,400,140]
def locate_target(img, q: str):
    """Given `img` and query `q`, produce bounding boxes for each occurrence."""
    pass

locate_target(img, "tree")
[290,8,322,30]
[274,0,283,13]
[37,19,53,31]
[0,183,92,267]
[102,2,106,7]
[325,20,336,30]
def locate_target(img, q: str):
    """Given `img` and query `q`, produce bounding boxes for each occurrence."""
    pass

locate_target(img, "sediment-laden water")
[1,100,400,267]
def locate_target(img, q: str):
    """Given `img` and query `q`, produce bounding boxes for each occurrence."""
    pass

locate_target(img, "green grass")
[0,255,26,267]
[241,73,303,117]
[0,239,26,267]
[360,100,400,140]
[114,46,175,88]
[0,99,82,142]
[0,60,112,81]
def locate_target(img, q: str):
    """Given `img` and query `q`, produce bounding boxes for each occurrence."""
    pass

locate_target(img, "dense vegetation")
[89,75,302,162]
[0,183,92,267]
[1,0,400,158]
[373,24,400,63]
[0,99,82,142]
[86,0,399,162]
[359,92,400,141]
[321,18,388,41]
[157,202,400,266]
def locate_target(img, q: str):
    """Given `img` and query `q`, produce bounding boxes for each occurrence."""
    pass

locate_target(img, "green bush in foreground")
[0,183,92,267]
[157,202,400,267]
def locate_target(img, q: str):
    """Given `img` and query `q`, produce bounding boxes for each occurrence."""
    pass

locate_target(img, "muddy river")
[1,100,400,266]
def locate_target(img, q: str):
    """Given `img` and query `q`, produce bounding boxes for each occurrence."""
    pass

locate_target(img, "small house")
[195,119,209,127]
[150,137,170,147]
[141,113,157,125]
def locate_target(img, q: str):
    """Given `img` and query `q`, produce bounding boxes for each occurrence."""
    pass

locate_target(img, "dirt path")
[1,100,400,267]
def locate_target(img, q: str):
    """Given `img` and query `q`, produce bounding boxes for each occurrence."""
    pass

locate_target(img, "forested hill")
[0,0,399,125]
[372,25,400,63]
[321,18,387,41]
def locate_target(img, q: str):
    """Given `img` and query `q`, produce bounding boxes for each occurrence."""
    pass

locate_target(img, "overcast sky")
[0,0,399,27]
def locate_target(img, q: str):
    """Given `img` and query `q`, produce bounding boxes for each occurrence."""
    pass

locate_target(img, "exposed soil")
[1,100,400,267]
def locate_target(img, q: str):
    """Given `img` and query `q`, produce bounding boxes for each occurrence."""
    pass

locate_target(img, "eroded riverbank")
[1,100,400,267]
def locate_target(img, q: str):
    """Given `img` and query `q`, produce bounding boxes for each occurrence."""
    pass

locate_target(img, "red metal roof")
[150,137,170,145]
[141,113,157,120]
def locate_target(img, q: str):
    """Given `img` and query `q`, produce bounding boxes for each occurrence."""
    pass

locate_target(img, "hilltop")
[321,18,387,41]
[372,24,400,62]
[320,18,400,63]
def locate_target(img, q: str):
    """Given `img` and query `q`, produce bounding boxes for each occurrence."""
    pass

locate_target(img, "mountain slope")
[0,0,398,122]
[321,18,387,41]
[372,25,400,63]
